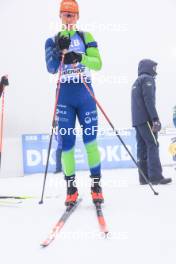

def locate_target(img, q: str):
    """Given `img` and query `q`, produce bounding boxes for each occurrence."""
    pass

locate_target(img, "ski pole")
[79,75,159,196]
[0,90,5,169]
[0,76,9,170]
[39,55,65,204]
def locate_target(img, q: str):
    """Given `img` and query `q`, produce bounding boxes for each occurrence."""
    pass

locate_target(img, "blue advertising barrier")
[22,130,137,175]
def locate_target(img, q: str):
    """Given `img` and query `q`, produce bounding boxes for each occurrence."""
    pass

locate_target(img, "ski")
[0,195,33,200]
[41,198,82,247]
[0,195,59,200]
[94,202,109,237]
[0,199,22,205]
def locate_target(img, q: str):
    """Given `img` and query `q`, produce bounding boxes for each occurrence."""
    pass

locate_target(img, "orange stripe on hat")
[60,0,79,13]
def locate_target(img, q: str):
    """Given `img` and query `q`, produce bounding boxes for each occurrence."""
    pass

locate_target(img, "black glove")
[152,120,161,133]
[64,51,82,65]
[55,35,71,51]
[0,76,9,86]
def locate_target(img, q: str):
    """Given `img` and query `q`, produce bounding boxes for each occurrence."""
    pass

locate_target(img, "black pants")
[135,122,163,182]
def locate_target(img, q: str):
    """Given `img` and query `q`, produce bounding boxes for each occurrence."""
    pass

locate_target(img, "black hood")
[138,59,158,77]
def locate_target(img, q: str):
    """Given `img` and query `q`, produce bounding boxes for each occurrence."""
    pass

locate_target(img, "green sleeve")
[81,32,102,71]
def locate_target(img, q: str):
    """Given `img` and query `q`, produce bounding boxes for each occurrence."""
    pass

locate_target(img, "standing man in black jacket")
[131,59,172,185]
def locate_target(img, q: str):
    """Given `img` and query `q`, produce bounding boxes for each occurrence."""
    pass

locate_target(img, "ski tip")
[40,243,48,248]
[40,239,51,248]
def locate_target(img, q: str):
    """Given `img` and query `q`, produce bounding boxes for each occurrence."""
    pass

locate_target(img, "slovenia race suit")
[45,30,102,178]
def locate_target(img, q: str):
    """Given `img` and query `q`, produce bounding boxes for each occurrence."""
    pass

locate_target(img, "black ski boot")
[91,177,104,204]
[151,177,172,185]
[65,176,78,206]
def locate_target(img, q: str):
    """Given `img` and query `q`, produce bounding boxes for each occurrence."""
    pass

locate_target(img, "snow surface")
[0,168,176,264]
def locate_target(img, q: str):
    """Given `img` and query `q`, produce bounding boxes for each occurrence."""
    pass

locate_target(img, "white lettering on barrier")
[107,146,120,162]
[27,150,41,166]
[27,149,56,167]
[98,147,106,162]
[42,149,56,166]
[99,145,133,162]
[26,145,133,169]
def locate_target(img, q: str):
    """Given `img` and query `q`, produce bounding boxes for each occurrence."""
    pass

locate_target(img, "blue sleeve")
[45,37,60,74]
[142,76,159,121]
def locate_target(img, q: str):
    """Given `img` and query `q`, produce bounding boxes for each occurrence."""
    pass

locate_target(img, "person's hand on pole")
[0,76,9,98]
[152,120,161,133]
[55,35,71,51]
[64,51,82,65]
